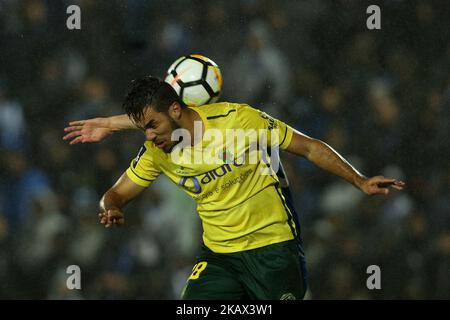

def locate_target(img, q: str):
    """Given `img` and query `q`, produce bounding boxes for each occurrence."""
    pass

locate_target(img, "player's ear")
[168,102,182,120]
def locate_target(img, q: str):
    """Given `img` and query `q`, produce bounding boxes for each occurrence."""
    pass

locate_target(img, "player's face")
[138,107,181,153]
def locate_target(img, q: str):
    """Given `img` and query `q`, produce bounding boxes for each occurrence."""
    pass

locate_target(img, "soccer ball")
[165,54,223,107]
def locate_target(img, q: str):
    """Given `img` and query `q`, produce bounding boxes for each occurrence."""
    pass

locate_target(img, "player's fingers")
[377,181,395,188]
[110,211,122,224]
[378,179,405,189]
[69,136,84,145]
[63,131,81,140]
[64,125,82,132]
[372,176,395,184]
[109,214,124,226]
[374,188,390,195]
[99,212,107,224]
[107,209,122,219]
[69,120,85,126]
[105,217,114,228]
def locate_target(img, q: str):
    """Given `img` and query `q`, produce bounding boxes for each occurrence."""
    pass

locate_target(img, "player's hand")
[98,209,124,228]
[63,118,113,145]
[359,176,405,195]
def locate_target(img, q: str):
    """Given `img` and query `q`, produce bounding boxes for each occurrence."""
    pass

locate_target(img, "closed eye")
[144,120,157,130]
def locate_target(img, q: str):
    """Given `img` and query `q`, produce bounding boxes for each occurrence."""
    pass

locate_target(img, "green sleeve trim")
[280,126,294,150]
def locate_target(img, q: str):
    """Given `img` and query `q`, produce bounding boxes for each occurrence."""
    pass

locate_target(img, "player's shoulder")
[141,140,164,158]
[191,102,257,119]
[143,140,157,150]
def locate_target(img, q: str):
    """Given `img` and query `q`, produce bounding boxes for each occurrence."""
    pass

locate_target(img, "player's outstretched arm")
[63,114,136,144]
[286,129,405,195]
[99,172,146,228]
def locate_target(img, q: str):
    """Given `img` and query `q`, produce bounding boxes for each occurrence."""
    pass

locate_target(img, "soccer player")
[64,76,405,299]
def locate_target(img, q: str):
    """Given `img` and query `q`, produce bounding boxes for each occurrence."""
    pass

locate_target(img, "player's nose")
[145,130,157,141]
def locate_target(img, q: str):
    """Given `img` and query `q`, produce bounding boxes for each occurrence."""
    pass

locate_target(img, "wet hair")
[122,76,186,124]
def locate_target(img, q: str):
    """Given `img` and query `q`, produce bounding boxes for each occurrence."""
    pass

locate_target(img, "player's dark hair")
[122,76,186,124]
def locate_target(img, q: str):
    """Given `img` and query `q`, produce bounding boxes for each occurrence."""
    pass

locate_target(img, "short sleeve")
[126,143,162,187]
[237,104,294,150]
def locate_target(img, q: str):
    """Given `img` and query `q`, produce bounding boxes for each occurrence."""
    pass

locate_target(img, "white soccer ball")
[165,54,223,107]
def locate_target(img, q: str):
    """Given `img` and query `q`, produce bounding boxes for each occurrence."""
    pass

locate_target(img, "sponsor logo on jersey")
[179,159,243,194]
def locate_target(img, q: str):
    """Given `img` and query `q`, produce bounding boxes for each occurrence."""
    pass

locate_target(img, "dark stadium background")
[0,0,449,299]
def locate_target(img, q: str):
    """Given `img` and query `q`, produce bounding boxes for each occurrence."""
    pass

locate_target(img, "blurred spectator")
[0,83,26,151]
[0,152,52,233]
[227,20,291,116]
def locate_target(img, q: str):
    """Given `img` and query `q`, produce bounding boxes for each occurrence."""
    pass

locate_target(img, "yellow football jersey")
[126,102,298,253]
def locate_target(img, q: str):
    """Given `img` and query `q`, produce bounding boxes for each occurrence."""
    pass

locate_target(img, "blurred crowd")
[0,0,449,299]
